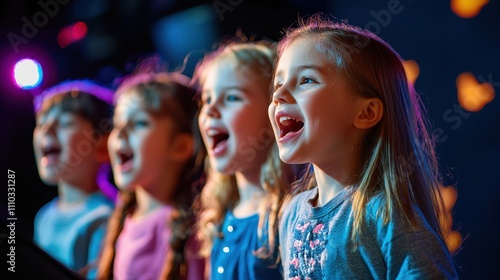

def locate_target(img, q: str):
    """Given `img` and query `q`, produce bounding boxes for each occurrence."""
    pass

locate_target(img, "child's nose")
[205,103,221,119]
[108,124,128,148]
[272,85,294,105]
[110,130,129,153]
[115,125,129,140]
[115,137,128,150]
[39,120,57,135]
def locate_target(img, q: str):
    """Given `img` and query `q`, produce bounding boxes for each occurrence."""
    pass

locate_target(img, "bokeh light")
[58,22,88,48]
[457,72,495,112]
[72,22,88,41]
[451,0,489,18]
[57,27,72,48]
[402,59,420,86]
[438,184,462,254]
[13,58,43,90]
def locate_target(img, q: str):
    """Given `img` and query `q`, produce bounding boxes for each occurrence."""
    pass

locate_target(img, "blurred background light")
[451,0,489,18]
[152,4,219,76]
[457,72,495,112]
[402,59,420,87]
[58,22,88,48]
[57,26,72,48]
[13,58,43,90]
[71,22,88,41]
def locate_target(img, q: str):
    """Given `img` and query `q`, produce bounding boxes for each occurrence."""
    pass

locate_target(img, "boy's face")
[33,106,102,186]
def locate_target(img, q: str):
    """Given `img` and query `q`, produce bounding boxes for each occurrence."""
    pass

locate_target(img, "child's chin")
[115,179,135,191]
[40,174,59,186]
[278,151,295,164]
[210,159,231,174]
[218,162,240,175]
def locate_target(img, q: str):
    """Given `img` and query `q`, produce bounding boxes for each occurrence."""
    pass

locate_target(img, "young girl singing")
[195,40,293,279]
[97,71,205,280]
[270,16,459,279]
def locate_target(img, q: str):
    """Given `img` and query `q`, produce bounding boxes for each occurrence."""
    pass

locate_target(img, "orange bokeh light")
[451,0,489,18]
[402,59,420,86]
[438,184,462,254]
[456,72,495,112]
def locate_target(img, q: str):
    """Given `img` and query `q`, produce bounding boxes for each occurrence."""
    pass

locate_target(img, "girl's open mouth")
[278,115,304,139]
[116,150,134,173]
[207,128,229,156]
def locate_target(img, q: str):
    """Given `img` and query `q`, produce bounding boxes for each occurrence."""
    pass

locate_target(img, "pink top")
[114,206,205,280]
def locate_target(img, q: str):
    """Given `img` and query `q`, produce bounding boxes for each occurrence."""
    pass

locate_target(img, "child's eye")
[300,77,316,85]
[273,83,282,92]
[59,122,73,127]
[202,96,211,105]
[58,120,76,128]
[58,114,78,128]
[226,95,241,102]
[133,120,149,128]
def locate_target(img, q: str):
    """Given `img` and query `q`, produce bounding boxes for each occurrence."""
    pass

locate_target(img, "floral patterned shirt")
[279,187,458,280]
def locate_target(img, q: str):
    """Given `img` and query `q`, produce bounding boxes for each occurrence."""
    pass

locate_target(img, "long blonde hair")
[278,15,447,244]
[193,41,293,261]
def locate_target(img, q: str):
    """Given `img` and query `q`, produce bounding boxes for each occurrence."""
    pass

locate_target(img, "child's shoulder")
[87,191,115,208]
[363,191,428,232]
[83,192,115,217]
[365,191,387,213]
[34,197,59,219]
[363,191,394,227]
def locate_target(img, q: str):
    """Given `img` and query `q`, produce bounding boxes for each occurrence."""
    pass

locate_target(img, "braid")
[96,191,136,280]
[161,207,194,279]
[161,115,206,279]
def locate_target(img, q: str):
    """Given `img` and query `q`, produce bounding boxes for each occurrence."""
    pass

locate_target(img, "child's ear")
[171,133,194,162]
[353,97,383,129]
[95,134,110,163]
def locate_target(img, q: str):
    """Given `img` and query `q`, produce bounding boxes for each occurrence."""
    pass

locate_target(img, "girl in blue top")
[269,15,459,279]
[195,40,294,279]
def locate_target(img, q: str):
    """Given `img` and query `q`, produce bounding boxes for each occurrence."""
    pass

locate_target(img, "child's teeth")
[207,129,218,136]
[280,116,294,124]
